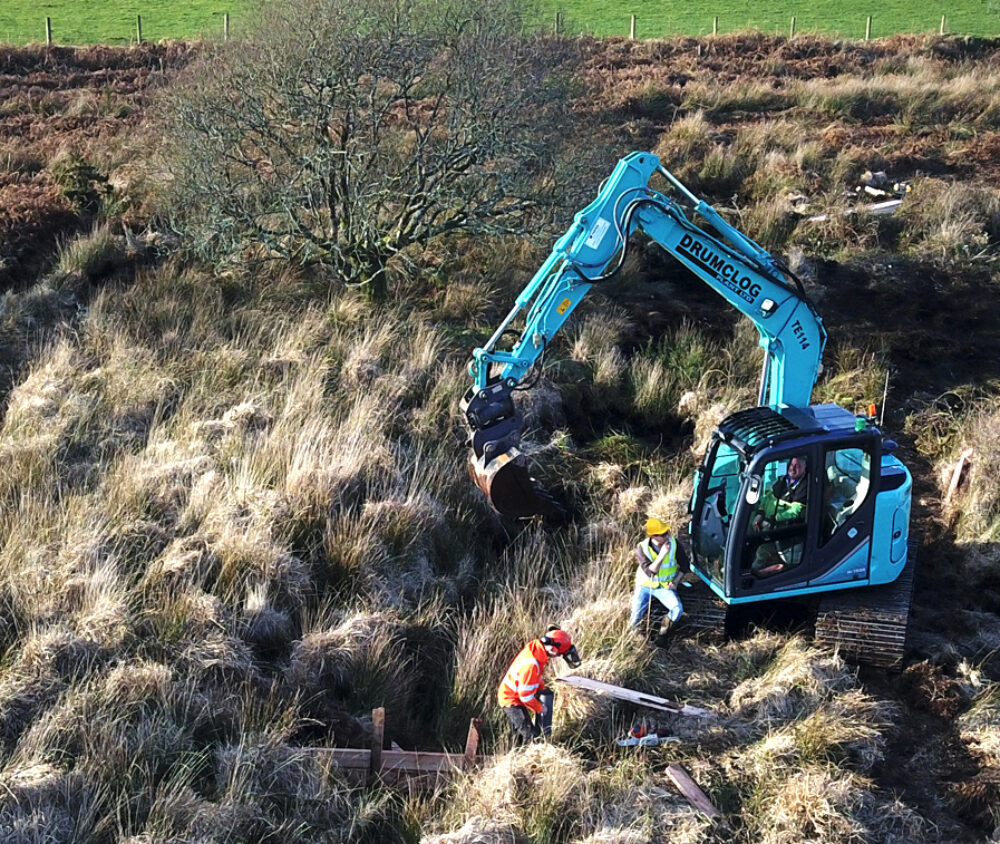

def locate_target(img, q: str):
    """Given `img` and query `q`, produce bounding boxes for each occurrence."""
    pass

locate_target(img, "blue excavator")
[462,152,916,666]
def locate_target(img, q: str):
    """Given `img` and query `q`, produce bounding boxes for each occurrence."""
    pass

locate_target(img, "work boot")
[654,618,674,647]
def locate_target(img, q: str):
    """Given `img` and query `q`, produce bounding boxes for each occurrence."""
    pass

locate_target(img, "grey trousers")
[503,688,554,742]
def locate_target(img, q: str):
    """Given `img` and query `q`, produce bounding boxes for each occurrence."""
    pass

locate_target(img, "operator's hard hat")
[540,627,572,654]
[646,517,670,537]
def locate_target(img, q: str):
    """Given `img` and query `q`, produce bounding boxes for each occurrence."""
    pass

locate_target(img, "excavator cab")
[689,404,911,605]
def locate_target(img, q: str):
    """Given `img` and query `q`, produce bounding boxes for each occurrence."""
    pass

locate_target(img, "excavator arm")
[462,151,828,518]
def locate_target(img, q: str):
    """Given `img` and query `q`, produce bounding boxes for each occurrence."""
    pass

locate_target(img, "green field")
[1,0,999,45]
[0,1,249,45]
[543,0,1000,39]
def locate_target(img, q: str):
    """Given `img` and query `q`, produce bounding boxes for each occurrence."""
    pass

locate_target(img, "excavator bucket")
[469,448,565,520]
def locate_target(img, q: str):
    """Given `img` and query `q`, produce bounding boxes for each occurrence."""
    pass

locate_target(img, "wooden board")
[381,750,467,774]
[666,764,722,819]
[312,748,468,775]
[371,707,385,777]
[464,718,482,766]
[556,675,713,718]
[301,714,488,785]
[310,748,371,770]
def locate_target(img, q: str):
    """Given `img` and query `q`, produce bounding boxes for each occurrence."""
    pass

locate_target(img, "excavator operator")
[752,455,809,576]
[498,626,580,743]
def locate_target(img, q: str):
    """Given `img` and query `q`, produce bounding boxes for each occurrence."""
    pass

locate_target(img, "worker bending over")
[498,626,581,742]
[630,517,691,641]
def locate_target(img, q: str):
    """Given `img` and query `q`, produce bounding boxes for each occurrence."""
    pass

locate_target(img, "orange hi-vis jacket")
[497,639,550,714]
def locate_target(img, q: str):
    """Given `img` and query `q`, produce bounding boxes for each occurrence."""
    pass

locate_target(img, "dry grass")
[712,637,925,844]
[429,743,707,844]
[747,766,925,844]
[0,246,500,834]
[6,32,1000,844]
[436,626,908,842]
[728,637,857,722]
[960,683,1000,770]
[896,179,1000,265]
[942,396,1000,542]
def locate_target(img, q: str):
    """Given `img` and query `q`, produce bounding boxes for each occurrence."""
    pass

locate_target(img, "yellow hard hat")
[646,517,670,536]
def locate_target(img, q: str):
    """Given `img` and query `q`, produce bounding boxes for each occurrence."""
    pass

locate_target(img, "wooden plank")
[464,718,482,768]
[666,764,721,820]
[291,744,499,788]
[371,707,385,779]
[310,748,371,769]
[380,750,465,774]
[945,448,973,503]
[556,676,713,718]
[310,748,464,774]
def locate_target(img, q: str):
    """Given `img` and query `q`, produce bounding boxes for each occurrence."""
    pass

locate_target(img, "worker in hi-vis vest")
[630,517,691,641]
[497,626,581,742]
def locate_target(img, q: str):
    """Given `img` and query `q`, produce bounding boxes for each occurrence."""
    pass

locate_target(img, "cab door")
[690,437,745,592]
[807,440,878,586]
[729,446,819,597]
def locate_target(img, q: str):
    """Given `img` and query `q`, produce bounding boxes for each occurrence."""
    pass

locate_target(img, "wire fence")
[2,9,990,47]
[2,12,233,47]
[555,11,957,41]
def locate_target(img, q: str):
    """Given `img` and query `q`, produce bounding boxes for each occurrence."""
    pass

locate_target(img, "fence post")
[223,12,230,40]
[136,15,142,44]
[630,14,636,39]
[865,16,872,40]
[790,16,796,38]
[940,15,946,35]
[713,15,718,35]
[45,17,52,45]
[370,708,385,782]
[554,11,560,36]
[464,719,482,769]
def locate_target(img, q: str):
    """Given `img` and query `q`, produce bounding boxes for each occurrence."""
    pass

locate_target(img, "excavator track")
[814,541,918,668]
[677,546,917,667]
[677,580,728,640]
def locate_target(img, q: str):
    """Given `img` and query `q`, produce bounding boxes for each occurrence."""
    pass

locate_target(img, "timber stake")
[667,764,722,819]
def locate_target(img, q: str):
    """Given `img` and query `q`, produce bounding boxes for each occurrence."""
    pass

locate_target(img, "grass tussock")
[53,224,129,290]
[747,765,924,844]
[943,396,1000,543]
[896,179,1000,265]
[959,683,1000,771]
[714,638,921,843]
[728,637,858,723]
[430,743,707,844]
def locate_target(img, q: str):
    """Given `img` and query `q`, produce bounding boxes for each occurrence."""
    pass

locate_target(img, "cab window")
[743,454,809,578]
[692,440,743,586]
[821,446,872,545]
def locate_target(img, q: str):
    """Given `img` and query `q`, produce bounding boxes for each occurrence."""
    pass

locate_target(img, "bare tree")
[161,0,578,298]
